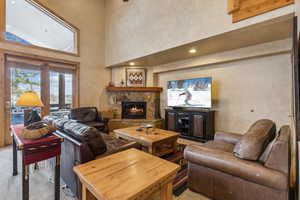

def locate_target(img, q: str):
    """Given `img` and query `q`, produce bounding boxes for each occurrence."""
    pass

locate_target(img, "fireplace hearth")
[122,102,147,119]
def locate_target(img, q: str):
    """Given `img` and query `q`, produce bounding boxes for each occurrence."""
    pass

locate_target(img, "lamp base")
[24,109,41,126]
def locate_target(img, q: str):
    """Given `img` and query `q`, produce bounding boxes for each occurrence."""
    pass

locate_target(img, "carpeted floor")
[0,145,209,200]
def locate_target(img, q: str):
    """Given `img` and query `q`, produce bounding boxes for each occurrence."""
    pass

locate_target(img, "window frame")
[0,0,80,56]
[5,53,80,116]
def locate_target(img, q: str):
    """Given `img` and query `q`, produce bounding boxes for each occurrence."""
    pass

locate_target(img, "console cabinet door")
[192,114,204,138]
[167,112,176,131]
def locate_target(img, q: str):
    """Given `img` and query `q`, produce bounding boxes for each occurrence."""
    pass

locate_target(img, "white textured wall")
[158,53,292,133]
[105,0,294,66]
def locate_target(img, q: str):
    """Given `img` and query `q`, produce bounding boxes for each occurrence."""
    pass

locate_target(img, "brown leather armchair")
[69,107,109,133]
[184,119,290,200]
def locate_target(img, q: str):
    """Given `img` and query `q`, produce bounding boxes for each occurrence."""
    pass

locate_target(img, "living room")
[0,0,299,200]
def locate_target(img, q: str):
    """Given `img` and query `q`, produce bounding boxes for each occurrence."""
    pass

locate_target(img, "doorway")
[4,54,79,145]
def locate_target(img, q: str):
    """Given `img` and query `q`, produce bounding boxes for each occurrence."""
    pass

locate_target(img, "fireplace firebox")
[122,102,147,119]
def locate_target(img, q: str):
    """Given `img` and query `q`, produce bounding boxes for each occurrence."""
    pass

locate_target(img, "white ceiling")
[6,0,76,53]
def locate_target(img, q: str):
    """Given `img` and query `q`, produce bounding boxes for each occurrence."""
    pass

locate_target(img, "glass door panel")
[10,67,41,125]
[65,73,73,107]
[50,71,73,117]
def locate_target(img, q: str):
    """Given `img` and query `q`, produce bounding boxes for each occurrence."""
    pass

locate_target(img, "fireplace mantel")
[106,86,163,92]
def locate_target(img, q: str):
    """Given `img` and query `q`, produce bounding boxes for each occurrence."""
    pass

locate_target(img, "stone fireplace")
[106,87,163,131]
[122,101,147,119]
[108,90,161,120]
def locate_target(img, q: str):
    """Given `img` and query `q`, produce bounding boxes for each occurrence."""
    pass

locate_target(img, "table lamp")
[16,91,44,126]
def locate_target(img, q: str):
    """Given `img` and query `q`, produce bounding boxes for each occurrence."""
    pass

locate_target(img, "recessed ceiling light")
[189,48,197,54]
[129,62,135,66]
[11,0,16,4]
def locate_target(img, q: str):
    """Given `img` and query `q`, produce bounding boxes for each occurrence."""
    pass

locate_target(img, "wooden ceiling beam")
[228,0,240,14]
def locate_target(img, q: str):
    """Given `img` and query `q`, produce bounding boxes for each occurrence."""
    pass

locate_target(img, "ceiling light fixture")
[189,48,197,54]
[129,62,135,66]
[11,0,16,4]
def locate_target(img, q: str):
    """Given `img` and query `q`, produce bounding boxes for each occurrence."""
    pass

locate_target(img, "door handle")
[5,101,12,115]
[5,101,11,109]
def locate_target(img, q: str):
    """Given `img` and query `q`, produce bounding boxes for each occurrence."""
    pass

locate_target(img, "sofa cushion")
[53,118,69,130]
[264,126,290,174]
[201,141,235,153]
[214,131,242,145]
[233,119,276,161]
[43,115,59,126]
[84,121,105,128]
[63,121,107,156]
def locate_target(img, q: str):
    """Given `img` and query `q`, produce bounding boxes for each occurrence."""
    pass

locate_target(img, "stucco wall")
[110,39,293,133]
[0,0,110,109]
[157,53,292,133]
[105,0,294,66]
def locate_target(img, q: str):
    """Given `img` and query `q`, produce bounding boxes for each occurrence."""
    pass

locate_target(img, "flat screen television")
[167,77,212,108]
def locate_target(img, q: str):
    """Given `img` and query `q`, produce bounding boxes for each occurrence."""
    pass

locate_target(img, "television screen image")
[167,77,212,108]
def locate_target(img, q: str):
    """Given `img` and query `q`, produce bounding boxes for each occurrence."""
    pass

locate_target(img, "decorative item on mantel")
[126,68,147,87]
[108,81,115,87]
[120,79,125,87]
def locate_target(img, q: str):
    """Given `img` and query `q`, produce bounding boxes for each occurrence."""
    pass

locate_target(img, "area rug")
[162,144,188,196]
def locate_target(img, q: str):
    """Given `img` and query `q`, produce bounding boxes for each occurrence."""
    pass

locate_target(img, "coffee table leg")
[55,155,60,200]
[22,152,29,200]
[82,185,97,200]
[13,137,18,176]
[160,182,173,200]
[149,145,155,155]
[172,140,178,154]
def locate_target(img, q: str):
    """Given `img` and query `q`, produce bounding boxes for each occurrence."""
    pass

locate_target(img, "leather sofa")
[184,119,290,200]
[69,107,109,133]
[44,116,140,200]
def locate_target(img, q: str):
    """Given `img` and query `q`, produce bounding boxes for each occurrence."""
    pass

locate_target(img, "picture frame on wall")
[126,68,147,87]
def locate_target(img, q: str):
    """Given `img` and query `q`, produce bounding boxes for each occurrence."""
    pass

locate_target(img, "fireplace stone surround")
[107,89,163,131]
[108,91,161,120]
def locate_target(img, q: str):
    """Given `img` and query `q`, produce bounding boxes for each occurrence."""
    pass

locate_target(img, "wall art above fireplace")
[126,68,147,87]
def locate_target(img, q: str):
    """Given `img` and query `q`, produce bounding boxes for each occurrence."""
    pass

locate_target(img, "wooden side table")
[74,148,180,200]
[11,125,63,200]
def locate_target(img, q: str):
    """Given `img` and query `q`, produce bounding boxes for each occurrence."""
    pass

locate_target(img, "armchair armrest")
[55,130,95,164]
[97,117,109,123]
[96,142,141,159]
[214,131,242,144]
[184,144,288,191]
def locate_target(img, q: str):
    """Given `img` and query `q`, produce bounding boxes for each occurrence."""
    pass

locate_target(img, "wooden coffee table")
[74,148,180,200]
[114,127,180,156]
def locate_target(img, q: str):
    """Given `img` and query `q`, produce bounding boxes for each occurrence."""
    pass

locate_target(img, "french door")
[4,54,78,145]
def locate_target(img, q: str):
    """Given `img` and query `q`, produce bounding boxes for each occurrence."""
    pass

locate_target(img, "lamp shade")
[16,91,44,107]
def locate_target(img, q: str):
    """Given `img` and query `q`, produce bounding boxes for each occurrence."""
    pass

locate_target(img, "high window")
[4,0,78,54]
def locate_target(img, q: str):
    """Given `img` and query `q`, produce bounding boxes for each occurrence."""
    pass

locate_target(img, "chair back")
[69,107,99,122]
[260,125,290,174]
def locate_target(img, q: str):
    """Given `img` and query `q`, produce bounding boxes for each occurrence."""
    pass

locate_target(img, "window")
[50,71,74,117]
[5,0,78,54]
[6,55,79,125]
[10,67,41,125]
